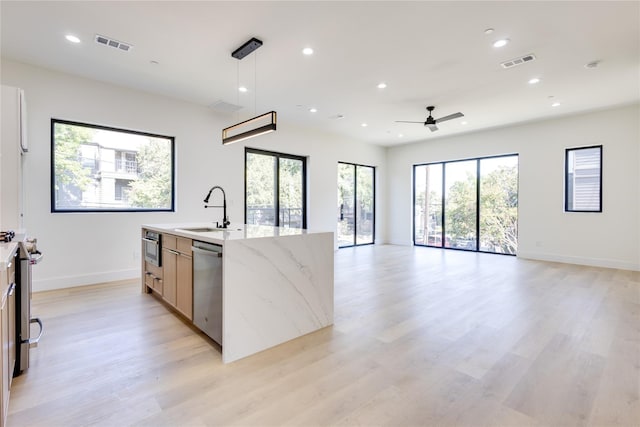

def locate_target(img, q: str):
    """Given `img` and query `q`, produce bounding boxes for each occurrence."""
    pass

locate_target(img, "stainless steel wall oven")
[143,230,161,266]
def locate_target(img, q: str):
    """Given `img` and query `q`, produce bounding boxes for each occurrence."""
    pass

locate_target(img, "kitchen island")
[141,223,334,363]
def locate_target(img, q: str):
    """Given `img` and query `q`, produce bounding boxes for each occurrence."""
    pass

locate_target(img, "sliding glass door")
[245,148,306,228]
[444,160,477,249]
[414,163,443,245]
[414,154,518,254]
[479,156,518,253]
[338,162,375,247]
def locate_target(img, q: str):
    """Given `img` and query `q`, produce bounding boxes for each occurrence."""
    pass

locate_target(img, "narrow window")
[51,119,174,212]
[565,146,602,212]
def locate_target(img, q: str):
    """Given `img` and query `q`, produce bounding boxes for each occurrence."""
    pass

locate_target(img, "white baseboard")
[33,268,139,292]
[517,250,640,271]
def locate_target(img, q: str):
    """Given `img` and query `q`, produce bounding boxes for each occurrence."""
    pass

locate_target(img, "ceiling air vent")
[95,34,133,52]
[209,100,243,114]
[500,53,536,69]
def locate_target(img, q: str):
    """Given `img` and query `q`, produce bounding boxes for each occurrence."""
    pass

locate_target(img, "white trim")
[517,250,639,271]
[33,268,139,292]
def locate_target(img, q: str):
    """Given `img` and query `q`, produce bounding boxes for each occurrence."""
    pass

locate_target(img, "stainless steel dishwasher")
[192,241,223,345]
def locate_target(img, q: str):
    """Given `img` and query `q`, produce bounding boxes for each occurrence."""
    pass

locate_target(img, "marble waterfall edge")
[222,232,334,363]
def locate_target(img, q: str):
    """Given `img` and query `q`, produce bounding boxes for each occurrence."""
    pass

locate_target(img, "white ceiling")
[2,1,639,146]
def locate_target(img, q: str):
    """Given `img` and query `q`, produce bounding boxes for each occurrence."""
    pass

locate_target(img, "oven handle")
[22,318,43,347]
[142,238,159,245]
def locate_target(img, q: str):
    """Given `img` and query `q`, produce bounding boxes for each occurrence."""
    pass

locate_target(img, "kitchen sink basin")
[176,227,242,233]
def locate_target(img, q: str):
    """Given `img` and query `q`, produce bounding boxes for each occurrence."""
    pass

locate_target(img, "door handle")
[23,318,43,347]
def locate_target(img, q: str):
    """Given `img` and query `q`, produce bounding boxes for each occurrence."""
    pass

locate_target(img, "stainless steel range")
[15,239,43,375]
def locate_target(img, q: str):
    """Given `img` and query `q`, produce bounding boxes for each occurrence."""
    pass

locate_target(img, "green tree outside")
[127,139,172,209]
[53,123,94,201]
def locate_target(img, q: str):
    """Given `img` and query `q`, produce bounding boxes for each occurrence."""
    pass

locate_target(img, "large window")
[414,154,518,255]
[51,119,175,212]
[245,148,306,228]
[338,162,375,247]
[565,145,602,212]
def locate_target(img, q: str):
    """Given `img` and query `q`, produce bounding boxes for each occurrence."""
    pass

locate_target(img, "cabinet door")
[1,292,8,424]
[7,285,15,385]
[176,254,193,320]
[162,249,177,306]
[7,254,16,383]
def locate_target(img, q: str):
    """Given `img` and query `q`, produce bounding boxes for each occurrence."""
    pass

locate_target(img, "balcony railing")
[247,207,303,228]
[115,159,138,174]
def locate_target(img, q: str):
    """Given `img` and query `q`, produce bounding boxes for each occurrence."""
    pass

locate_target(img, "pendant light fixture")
[222,37,277,145]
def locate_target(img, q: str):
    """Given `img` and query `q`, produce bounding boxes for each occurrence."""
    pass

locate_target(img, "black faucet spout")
[203,186,230,228]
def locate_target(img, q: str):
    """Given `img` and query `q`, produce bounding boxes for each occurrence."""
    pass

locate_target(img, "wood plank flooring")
[7,245,640,426]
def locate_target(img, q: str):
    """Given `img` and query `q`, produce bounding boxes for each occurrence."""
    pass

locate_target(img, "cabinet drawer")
[144,273,153,288]
[176,237,192,255]
[163,234,177,251]
[154,278,163,294]
[144,261,162,279]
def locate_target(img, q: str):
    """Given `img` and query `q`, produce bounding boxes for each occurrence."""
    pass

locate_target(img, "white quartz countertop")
[0,232,25,271]
[142,223,332,245]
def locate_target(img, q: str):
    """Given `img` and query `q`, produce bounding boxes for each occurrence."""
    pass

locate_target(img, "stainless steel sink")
[176,227,242,233]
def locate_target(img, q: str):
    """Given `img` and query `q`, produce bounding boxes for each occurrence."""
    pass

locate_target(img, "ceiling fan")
[396,106,464,132]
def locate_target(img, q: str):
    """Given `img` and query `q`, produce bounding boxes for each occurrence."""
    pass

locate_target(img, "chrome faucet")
[203,186,230,228]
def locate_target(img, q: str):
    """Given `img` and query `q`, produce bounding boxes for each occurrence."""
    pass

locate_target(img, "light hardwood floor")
[7,245,640,426]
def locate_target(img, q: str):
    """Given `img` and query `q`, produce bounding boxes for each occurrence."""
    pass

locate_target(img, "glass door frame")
[412,153,518,255]
[244,147,307,229]
[338,161,376,248]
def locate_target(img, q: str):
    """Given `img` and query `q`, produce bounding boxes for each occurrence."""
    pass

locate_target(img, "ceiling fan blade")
[395,120,424,123]
[427,124,439,132]
[435,112,464,123]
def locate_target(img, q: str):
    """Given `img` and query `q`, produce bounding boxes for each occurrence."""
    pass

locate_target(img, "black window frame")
[337,161,376,248]
[564,145,603,213]
[412,153,519,256]
[244,147,307,229]
[51,119,175,213]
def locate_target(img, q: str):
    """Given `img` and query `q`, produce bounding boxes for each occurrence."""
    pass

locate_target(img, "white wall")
[1,60,386,291]
[386,104,640,271]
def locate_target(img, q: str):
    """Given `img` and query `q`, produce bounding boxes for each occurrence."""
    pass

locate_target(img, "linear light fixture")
[222,111,276,145]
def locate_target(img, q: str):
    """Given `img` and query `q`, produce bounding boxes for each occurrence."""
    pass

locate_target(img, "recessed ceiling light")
[493,38,510,48]
[377,82,387,89]
[65,34,81,43]
[361,123,368,127]
[238,86,248,93]
[484,28,495,35]
[528,77,541,85]
[461,121,468,125]
[302,47,314,55]
[309,108,317,113]
[398,133,404,138]
[551,102,561,107]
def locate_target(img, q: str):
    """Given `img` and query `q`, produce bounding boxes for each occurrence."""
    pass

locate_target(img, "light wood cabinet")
[1,291,7,427]
[142,231,193,321]
[1,248,17,427]
[162,243,177,306]
[142,229,163,296]
[161,234,193,320]
[176,252,193,320]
